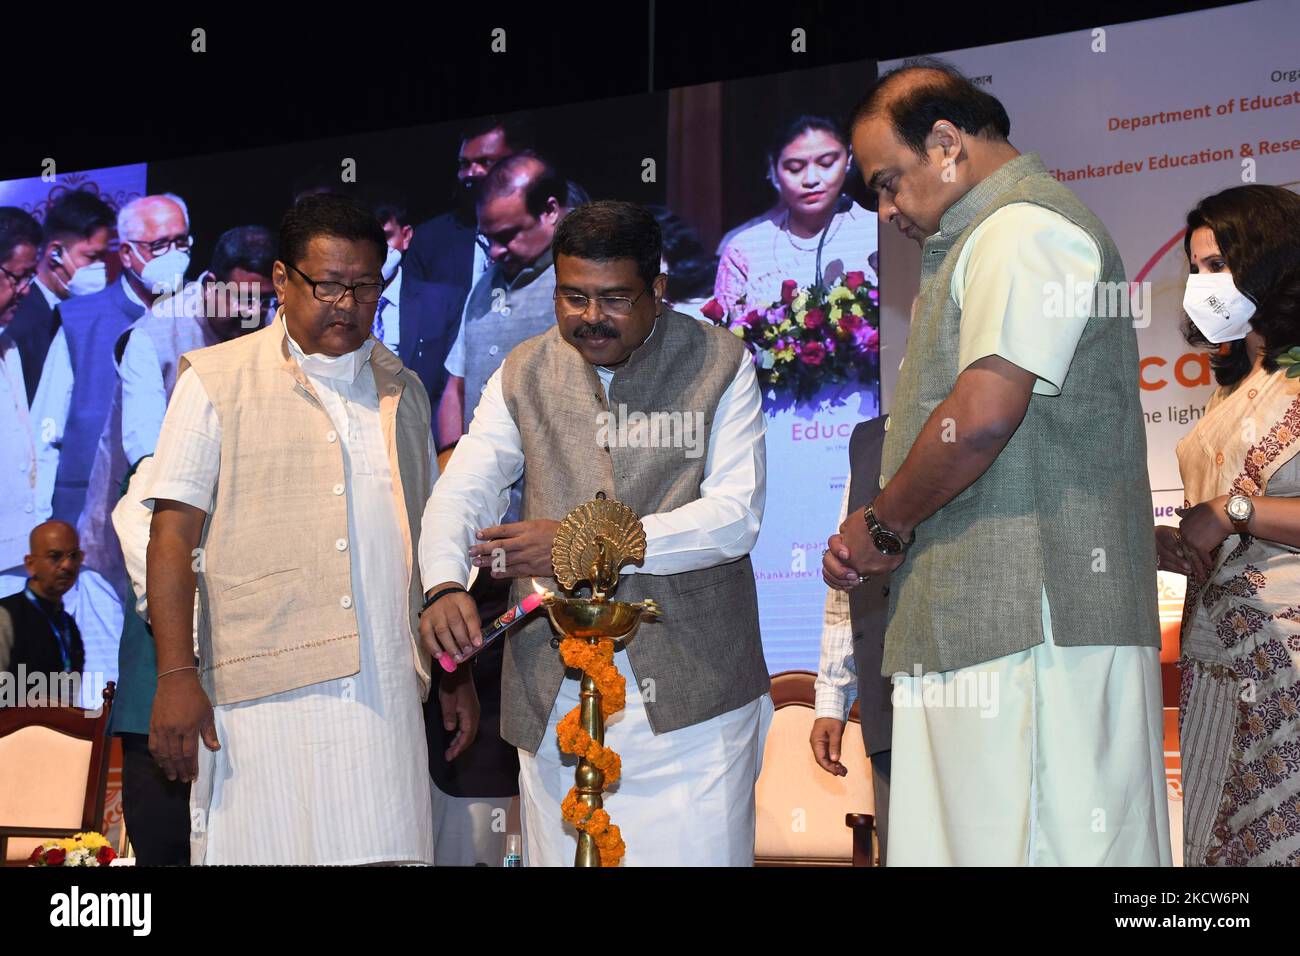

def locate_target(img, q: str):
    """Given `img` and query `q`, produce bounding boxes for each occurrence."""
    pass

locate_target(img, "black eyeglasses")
[285,262,383,305]
[554,285,649,318]
[0,264,36,292]
[124,234,193,258]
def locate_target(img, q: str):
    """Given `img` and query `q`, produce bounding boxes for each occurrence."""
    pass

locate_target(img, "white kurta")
[149,321,433,865]
[0,334,38,577]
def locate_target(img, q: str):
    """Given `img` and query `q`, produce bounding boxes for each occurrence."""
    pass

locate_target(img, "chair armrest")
[0,826,81,863]
[845,813,876,868]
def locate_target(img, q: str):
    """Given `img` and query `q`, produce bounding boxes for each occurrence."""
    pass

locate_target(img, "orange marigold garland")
[557,636,627,866]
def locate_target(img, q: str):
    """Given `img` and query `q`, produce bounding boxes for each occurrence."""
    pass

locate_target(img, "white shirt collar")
[383,267,402,304]
[280,309,376,384]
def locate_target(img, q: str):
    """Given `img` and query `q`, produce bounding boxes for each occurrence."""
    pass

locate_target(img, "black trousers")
[871,749,891,866]
[119,733,192,865]
[425,571,520,798]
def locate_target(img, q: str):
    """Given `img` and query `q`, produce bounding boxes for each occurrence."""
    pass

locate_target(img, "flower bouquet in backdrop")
[28,832,117,866]
[702,272,880,404]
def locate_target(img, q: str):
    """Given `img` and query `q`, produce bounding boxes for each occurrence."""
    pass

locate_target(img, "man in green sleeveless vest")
[824,59,1170,866]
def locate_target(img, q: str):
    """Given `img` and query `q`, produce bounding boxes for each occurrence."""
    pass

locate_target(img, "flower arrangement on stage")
[29,831,117,866]
[556,636,626,866]
[702,271,880,403]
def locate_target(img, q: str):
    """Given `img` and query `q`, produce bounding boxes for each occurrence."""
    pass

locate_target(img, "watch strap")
[865,503,912,550]
[421,585,467,614]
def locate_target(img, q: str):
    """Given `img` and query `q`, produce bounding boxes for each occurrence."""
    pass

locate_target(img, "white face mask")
[381,244,402,282]
[298,343,373,382]
[50,245,108,296]
[128,243,190,296]
[282,312,375,383]
[62,261,107,296]
[1183,271,1256,343]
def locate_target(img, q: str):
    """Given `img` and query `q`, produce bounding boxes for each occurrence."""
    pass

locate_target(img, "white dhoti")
[518,647,773,866]
[191,649,434,865]
[886,588,1171,866]
[429,782,513,866]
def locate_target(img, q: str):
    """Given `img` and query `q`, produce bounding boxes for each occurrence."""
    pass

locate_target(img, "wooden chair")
[0,682,116,863]
[755,670,877,866]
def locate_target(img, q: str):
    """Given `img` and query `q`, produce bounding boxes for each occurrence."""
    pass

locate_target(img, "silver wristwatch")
[864,503,912,555]
[1225,494,1254,533]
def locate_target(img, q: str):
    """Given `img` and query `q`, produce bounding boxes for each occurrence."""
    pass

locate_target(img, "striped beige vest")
[180,319,434,705]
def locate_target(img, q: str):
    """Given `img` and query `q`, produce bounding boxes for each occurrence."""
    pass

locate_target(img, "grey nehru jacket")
[461,246,557,427]
[498,309,770,753]
[879,152,1160,677]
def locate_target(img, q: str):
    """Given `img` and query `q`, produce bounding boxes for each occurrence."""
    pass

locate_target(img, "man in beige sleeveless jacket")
[144,195,477,865]
[420,200,773,865]
[824,60,1171,865]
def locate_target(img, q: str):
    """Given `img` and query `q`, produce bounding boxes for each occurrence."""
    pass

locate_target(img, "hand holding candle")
[438,591,545,672]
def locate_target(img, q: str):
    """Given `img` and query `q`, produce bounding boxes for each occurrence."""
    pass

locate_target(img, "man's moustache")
[574,323,619,339]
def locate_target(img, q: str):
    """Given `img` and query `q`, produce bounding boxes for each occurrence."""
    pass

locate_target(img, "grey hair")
[117,193,190,240]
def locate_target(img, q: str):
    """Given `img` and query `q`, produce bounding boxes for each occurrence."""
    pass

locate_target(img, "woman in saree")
[1156,183,1300,865]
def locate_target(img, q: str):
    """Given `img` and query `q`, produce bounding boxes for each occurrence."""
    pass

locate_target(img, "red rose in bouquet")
[845,271,867,291]
[799,341,827,365]
[44,847,66,865]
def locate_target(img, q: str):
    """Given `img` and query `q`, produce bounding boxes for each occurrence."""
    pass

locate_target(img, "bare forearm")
[1235,495,1300,550]
[145,529,199,673]
[873,360,1033,539]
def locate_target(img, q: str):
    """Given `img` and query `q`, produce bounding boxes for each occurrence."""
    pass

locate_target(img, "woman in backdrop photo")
[713,114,877,319]
[1155,183,1300,866]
